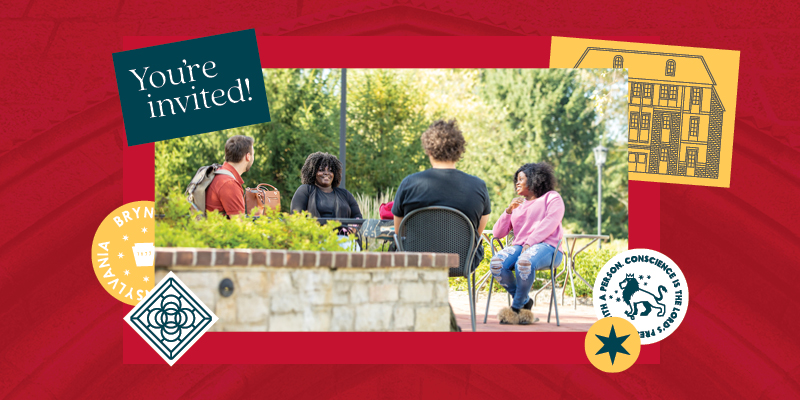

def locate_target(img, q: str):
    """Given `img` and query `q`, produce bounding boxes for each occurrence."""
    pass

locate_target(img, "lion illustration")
[619,274,667,320]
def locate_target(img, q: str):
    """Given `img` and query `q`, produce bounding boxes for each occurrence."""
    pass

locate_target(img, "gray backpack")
[185,164,234,214]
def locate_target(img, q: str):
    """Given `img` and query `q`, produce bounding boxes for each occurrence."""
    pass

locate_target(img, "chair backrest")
[396,206,478,278]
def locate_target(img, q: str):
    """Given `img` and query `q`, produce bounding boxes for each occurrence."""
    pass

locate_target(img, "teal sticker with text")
[113,29,270,146]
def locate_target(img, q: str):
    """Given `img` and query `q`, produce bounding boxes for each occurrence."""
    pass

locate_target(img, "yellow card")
[550,37,740,187]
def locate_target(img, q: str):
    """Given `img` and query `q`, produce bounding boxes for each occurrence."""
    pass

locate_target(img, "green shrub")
[566,247,617,297]
[155,192,345,251]
[449,241,493,292]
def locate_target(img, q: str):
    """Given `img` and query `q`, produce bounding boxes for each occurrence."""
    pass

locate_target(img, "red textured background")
[1,0,799,398]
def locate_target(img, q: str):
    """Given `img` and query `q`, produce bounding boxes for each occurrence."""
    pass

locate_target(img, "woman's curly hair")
[515,162,557,198]
[420,119,466,162]
[301,152,342,187]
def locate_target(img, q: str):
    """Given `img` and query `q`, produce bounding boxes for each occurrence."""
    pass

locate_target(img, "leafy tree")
[156,69,341,199]
[344,69,429,196]
[155,68,628,239]
[479,69,627,238]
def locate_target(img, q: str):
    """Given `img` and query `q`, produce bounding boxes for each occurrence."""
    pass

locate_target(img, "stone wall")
[154,248,458,332]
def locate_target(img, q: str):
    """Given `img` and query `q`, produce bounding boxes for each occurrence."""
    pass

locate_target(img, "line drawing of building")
[575,48,725,179]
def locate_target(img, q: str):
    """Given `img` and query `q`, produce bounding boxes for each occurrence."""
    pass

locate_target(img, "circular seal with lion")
[592,249,689,345]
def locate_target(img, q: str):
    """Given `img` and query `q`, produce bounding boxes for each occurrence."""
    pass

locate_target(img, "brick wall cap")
[155,247,457,269]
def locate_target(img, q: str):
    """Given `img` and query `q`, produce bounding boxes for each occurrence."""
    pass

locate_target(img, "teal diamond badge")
[124,271,218,365]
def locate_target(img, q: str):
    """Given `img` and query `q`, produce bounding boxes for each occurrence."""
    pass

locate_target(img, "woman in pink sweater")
[491,162,564,325]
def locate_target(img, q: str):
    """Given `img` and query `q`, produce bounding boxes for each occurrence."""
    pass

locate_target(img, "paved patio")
[449,289,597,332]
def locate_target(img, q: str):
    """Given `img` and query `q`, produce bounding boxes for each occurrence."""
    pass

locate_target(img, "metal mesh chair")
[393,206,481,332]
[482,236,564,326]
[481,235,512,323]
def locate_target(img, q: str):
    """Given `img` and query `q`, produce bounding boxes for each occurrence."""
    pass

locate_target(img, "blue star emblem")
[595,324,631,365]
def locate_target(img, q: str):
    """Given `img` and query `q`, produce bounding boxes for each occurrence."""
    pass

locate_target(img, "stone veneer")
[154,248,458,332]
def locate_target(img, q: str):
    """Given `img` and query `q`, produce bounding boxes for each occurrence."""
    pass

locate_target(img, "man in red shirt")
[206,135,255,216]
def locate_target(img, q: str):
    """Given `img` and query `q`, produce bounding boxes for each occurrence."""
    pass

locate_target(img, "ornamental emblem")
[592,249,689,345]
[124,271,218,365]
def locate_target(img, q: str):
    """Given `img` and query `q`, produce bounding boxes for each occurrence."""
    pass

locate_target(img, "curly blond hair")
[420,119,466,162]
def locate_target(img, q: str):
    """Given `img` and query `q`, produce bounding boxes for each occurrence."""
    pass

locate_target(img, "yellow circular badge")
[91,201,155,305]
[585,317,641,373]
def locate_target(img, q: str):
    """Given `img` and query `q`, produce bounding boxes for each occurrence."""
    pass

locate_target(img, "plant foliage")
[155,192,345,251]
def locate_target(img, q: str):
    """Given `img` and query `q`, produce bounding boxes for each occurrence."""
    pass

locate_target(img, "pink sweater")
[492,191,565,250]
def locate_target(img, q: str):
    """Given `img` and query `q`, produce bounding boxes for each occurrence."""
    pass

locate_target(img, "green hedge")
[155,193,346,251]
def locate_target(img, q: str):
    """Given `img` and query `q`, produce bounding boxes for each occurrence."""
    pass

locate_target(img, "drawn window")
[628,153,647,172]
[630,112,639,130]
[641,113,651,130]
[632,83,641,97]
[643,84,653,98]
[614,55,623,69]
[689,117,700,140]
[686,148,697,168]
[637,153,647,172]
[660,85,669,99]
[663,114,670,129]
[666,59,676,76]
[691,88,702,105]
[660,148,668,162]
[669,86,678,99]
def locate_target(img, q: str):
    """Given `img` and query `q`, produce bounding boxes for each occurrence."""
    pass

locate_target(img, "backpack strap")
[214,169,235,178]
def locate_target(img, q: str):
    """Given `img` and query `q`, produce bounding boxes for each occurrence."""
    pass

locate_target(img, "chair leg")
[532,268,537,306]
[551,264,559,326]
[570,264,577,311]
[467,273,476,332]
[472,273,477,310]
[484,275,494,324]
[474,270,493,304]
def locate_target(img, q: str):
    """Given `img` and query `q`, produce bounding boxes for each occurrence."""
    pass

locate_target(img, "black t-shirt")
[392,169,491,269]
[392,168,491,231]
[316,190,337,218]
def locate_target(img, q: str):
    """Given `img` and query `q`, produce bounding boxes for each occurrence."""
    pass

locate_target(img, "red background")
[2,0,800,398]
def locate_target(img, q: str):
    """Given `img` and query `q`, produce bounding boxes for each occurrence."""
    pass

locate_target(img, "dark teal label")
[113,29,270,146]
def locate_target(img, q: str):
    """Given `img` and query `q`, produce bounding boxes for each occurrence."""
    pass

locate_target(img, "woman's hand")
[505,197,524,214]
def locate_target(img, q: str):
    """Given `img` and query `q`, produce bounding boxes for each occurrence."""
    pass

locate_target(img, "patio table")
[552,234,609,309]
[316,218,394,250]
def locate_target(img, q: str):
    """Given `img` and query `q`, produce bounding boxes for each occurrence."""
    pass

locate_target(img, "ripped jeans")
[489,244,563,310]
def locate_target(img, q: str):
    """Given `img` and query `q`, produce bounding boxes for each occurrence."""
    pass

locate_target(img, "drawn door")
[686,148,698,176]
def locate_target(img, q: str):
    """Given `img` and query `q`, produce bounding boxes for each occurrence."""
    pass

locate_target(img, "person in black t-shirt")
[392,119,492,267]
[392,120,490,332]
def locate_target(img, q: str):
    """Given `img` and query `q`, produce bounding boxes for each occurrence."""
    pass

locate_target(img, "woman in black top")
[291,152,362,221]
